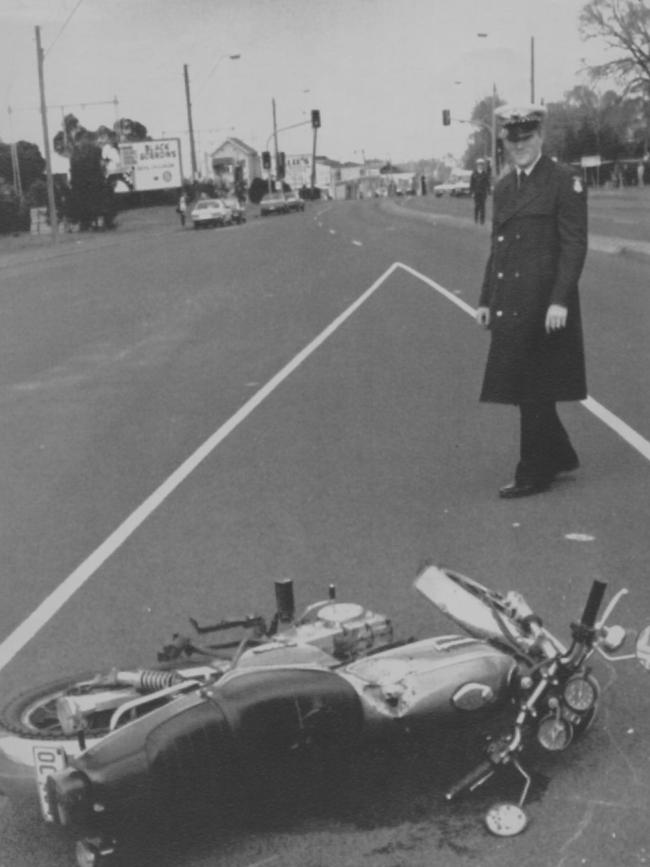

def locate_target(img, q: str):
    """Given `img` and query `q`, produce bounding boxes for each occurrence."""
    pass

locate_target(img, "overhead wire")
[45,0,86,57]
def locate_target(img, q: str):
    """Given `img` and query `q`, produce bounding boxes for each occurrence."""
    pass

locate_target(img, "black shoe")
[498,480,550,499]
[553,456,579,474]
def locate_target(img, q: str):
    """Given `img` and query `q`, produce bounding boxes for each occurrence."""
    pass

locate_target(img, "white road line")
[396,261,650,463]
[396,261,475,317]
[2,260,648,671]
[581,396,650,461]
[0,262,402,672]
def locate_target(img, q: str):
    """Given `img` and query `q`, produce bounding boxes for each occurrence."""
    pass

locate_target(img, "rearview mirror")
[636,625,650,670]
[485,802,528,836]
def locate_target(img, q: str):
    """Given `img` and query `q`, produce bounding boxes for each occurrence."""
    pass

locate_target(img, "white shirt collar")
[520,153,542,177]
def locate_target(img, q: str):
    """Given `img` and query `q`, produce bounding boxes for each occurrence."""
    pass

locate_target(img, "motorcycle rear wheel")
[0,673,134,740]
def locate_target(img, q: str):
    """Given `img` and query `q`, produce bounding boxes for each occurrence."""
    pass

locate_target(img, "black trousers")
[474,196,486,224]
[515,402,578,485]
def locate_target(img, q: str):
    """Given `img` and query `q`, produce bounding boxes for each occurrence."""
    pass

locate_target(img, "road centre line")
[2,261,648,672]
[397,261,650,463]
[581,396,650,461]
[0,262,402,673]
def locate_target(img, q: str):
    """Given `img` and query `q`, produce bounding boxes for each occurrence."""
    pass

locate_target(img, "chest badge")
[573,177,583,194]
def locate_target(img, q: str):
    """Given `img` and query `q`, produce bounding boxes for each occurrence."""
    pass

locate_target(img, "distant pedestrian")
[469,158,490,224]
[476,104,588,499]
[177,192,187,227]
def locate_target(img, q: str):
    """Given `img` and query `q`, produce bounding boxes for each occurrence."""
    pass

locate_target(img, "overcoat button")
[497,235,504,242]
[496,311,503,317]
[514,272,520,277]
[497,272,504,279]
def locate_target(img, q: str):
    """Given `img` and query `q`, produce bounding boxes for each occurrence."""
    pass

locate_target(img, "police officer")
[469,157,490,224]
[476,104,588,498]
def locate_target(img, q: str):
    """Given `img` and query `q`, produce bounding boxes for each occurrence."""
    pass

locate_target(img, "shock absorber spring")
[137,669,183,692]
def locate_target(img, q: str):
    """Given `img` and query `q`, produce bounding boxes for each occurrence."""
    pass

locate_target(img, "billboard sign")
[118,138,182,191]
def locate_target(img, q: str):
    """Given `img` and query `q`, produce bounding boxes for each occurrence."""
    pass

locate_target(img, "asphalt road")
[0,195,649,867]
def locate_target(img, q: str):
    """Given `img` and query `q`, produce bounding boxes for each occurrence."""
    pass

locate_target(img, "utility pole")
[10,143,22,198]
[272,98,279,188]
[184,64,198,182]
[310,120,318,194]
[491,82,497,178]
[35,25,58,241]
[530,36,535,103]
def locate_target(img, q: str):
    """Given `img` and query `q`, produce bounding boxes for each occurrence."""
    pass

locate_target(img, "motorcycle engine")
[299,603,394,661]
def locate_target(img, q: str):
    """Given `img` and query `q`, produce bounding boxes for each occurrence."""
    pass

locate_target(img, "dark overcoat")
[478,154,588,404]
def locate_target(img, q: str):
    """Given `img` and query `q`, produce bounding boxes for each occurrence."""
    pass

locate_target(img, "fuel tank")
[343,635,516,732]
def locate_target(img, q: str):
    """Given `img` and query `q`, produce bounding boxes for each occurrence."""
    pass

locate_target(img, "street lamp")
[201,53,242,90]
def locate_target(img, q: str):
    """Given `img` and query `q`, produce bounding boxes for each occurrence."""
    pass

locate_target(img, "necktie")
[518,171,527,191]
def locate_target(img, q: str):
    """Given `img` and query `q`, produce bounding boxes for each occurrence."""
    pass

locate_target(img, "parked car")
[190,198,233,228]
[284,190,305,212]
[224,196,246,224]
[260,191,289,216]
[434,178,472,197]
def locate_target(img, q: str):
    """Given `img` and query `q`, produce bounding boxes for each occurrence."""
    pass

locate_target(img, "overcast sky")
[1,0,609,172]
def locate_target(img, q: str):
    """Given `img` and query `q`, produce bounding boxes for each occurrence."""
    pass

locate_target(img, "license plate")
[33,744,67,822]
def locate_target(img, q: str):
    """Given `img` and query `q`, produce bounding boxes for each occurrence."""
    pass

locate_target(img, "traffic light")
[311,109,321,129]
[262,151,271,170]
[442,109,451,126]
[277,151,286,179]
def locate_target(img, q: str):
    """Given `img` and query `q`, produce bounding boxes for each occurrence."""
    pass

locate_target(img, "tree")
[69,134,105,230]
[0,140,45,192]
[53,113,150,228]
[113,118,149,142]
[248,177,269,204]
[463,92,507,171]
[579,0,650,97]
[543,85,647,166]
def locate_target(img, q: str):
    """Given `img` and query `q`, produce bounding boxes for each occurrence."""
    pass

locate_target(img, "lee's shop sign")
[118,138,182,191]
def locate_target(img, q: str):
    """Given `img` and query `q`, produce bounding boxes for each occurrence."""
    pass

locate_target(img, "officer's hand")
[545,304,568,333]
[476,306,490,328]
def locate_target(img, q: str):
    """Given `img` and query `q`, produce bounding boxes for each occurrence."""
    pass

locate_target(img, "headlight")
[56,696,86,735]
[537,715,573,751]
[563,674,599,713]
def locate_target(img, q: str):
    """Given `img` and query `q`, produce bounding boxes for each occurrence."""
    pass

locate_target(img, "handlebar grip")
[580,580,607,628]
[445,758,494,801]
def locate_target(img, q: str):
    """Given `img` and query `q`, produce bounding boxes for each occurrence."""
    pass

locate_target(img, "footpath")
[0,206,174,272]
[382,188,650,262]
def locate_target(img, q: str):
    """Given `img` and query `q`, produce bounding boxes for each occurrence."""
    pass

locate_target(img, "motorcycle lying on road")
[1,563,649,866]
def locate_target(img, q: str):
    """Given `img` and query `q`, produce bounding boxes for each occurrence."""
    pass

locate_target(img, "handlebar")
[445,758,495,801]
[579,581,608,629]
